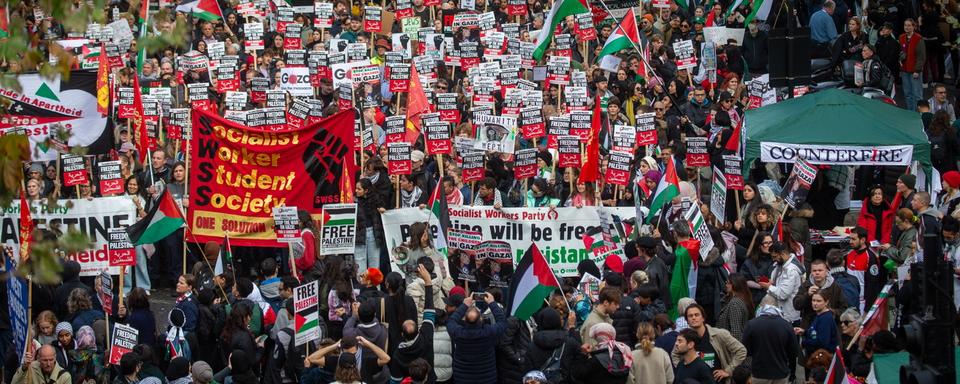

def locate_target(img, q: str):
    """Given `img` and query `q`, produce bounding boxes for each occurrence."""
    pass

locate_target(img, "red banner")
[189,108,355,246]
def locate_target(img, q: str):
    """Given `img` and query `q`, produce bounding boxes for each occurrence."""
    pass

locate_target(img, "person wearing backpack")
[527,307,579,384]
[264,298,305,384]
[570,323,632,384]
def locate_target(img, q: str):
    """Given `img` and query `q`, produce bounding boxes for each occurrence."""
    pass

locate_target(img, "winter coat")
[856,195,901,244]
[670,325,747,377]
[527,329,579,383]
[54,262,101,320]
[174,293,199,333]
[580,307,613,347]
[883,225,917,264]
[12,360,71,384]
[741,313,799,380]
[644,256,671,310]
[767,255,804,323]
[740,255,774,308]
[802,310,839,355]
[495,317,533,384]
[611,293,643,346]
[446,302,508,384]
[794,275,846,329]
[742,30,769,72]
[696,247,728,323]
[716,296,751,341]
[570,347,630,384]
[433,325,453,382]
[627,347,674,384]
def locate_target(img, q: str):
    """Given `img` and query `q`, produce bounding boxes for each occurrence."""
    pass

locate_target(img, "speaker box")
[767,28,812,88]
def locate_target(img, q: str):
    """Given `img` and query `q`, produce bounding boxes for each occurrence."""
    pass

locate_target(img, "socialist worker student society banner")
[189,108,355,246]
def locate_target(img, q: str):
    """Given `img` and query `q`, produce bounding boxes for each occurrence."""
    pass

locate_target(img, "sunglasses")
[762,241,773,245]
[841,320,853,326]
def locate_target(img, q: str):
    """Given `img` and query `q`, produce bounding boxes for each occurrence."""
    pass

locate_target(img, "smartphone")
[472,292,486,300]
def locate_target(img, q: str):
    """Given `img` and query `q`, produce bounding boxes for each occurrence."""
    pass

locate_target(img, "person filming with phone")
[446,290,508,384]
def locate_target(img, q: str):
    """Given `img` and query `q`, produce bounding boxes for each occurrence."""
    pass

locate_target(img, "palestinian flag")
[19,190,33,263]
[668,238,700,320]
[860,283,894,338]
[508,244,561,320]
[127,190,185,245]
[136,0,150,74]
[596,8,640,63]
[728,0,772,24]
[176,0,223,21]
[825,346,851,384]
[532,0,589,61]
[214,234,233,276]
[647,155,680,223]
[322,205,356,227]
[583,226,605,255]
[427,181,449,256]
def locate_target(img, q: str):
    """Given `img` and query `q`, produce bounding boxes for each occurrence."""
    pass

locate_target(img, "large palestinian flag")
[176,0,223,21]
[0,71,113,161]
[508,244,561,320]
[127,190,185,245]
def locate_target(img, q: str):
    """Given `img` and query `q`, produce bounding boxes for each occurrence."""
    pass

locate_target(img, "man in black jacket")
[742,20,768,74]
[875,22,902,77]
[741,296,799,383]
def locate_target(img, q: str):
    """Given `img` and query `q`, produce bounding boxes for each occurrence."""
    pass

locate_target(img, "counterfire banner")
[381,206,636,276]
[0,197,137,276]
[0,71,114,161]
[759,142,913,166]
[189,108,355,246]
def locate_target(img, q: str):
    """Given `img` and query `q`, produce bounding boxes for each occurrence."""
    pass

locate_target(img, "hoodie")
[526,309,578,378]
[54,260,102,319]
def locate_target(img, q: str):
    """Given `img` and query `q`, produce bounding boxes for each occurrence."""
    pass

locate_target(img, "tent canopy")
[743,89,931,175]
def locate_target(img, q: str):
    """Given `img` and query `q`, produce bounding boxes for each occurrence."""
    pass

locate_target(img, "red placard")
[425,121,452,155]
[62,155,88,187]
[461,152,485,182]
[107,228,136,267]
[513,148,538,179]
[98,160,124,195]
[605,151,633,186]
[557,136,581,168]
[685,137,710,167]
[388,142,412,174]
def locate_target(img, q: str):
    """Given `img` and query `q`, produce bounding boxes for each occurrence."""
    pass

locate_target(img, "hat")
[56,322,73,336]
[119,142,136,153]
[203,241,221,261]
[28,163,43,173]
[719,91,734,101]
[411,150,425,162]
[523,371,548,382]
[375,38,391,50]
[165,357,190,380]
[604,254,624,274]
[898,174,917,190]
[192,361,214,383]
[444,286,466,307]
[882,21,895,30]
[365,268,383,286]
[536,150,553,164]
[338,352,358,368]
[168,308,186,328]
[642,14,654,24]
[945,171,960,189]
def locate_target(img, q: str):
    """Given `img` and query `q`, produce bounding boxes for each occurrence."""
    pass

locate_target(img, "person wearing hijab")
[52,322,75,372]
[570,323,632,383]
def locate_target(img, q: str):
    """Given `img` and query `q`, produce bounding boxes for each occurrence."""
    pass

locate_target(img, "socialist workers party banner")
[0,197,137,276]
[189,108,355,246]
[0,71,114,161]
[381,206,636,276]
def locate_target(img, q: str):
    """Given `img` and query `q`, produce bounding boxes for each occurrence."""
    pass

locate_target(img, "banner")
[294,280,321,346]
[189,108,355,246]
[1,197,136,275]
[381,206,636,276]
[320,203,356,255]
[6,255,28,364]
[0,71,114,161]
[108,323,138,365]
[759,142,913,166]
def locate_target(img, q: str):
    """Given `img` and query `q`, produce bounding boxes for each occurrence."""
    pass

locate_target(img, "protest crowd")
[3,0,960,384]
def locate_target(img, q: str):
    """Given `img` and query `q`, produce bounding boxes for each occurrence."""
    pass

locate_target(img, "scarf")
[589,323,634,367]
[756,304,783,318]
[401,186,423,207]
[364,171,380,184]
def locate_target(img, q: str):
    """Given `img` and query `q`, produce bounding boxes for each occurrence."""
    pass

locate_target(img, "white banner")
[279,67,313,97]
[759,142,914,166]
[381,205,635,276]
[1,197,137,276]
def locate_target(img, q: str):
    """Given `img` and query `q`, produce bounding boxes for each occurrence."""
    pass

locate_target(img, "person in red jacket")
[899,18,926,111]
[856,185,901,244]
[293,209,319,281]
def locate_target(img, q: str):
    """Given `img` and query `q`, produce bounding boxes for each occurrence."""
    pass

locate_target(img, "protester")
[13,345,71,384]
[671,304,747,382]
[627,322,674,384]
[446,291,507,384]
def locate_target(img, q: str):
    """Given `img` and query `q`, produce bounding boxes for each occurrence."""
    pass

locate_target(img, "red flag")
[725,118,742,152]
[404,62,431,144]
[131,76,150,164]
[579,95,602,182]
[96,44,110,116]
[340,162,355,203]
[19,190,32,264]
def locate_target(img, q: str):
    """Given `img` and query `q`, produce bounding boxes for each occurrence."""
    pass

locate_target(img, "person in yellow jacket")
[12,345,72,384]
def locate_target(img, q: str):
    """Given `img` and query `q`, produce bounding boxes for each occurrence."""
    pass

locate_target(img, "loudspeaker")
[767,28,812,88]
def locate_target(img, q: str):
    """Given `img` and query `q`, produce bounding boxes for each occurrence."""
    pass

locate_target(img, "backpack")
[264,328,305,384]
[930,133,947,162]
[592,348,631,377]
[540,343,565,384]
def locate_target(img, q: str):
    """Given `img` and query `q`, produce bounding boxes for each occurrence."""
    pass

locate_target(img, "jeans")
[354,227,381,272]
[901,72,923,111]
[124,244,151,295]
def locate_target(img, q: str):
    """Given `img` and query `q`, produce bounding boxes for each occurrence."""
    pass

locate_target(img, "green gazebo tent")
[743,89,932,177]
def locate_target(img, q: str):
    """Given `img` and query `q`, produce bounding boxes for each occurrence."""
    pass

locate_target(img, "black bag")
[931,133,947,162]
[540,343,565,383]
[264,328,305,384]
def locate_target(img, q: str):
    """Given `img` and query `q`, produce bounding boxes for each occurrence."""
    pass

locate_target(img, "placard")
[387,142,412,174]
[473,114,517,154]
[569,110,592,141]
[557,135,581,168]
[710,166,727,221]
[98,161,124,195]
[384,115,406,144]
[425,121,451,155]
[294,280,321,346]
[62,155,88,187]
[612,125,636,152]
[461,151,486,182]
[108,323,138,365]
[673,40,697,69]
[364,6,383,33]
[722,154,743,190]
[107,227,135,267]
[519,106,545,139]
[320,203,357,255]
[685,137,710,167]
[280,67,313,97]
[547,115,569,149]
[781,157,818,209]
[272,206,300,243]
[514,148,538,179]
[635,112,657,145]
[605,151,632,186]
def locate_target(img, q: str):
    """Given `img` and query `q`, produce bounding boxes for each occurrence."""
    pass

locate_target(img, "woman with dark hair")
[393,222,440,283]
[355,178,387,272]
[735,203,777,250]
[227,349,260,384]
[382,272,417,353]
[525,178,560,208]
[716,273,754,340]
[166,161,188,207]
[567,181,597,208]
[856,185,900,244]
[174,274,199,332]
[327,273,355,341]
[741,233,775,308]
[122,288,157,346]
[293,209,321,282]
[219,305,257,369]
[361,156,392,198]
